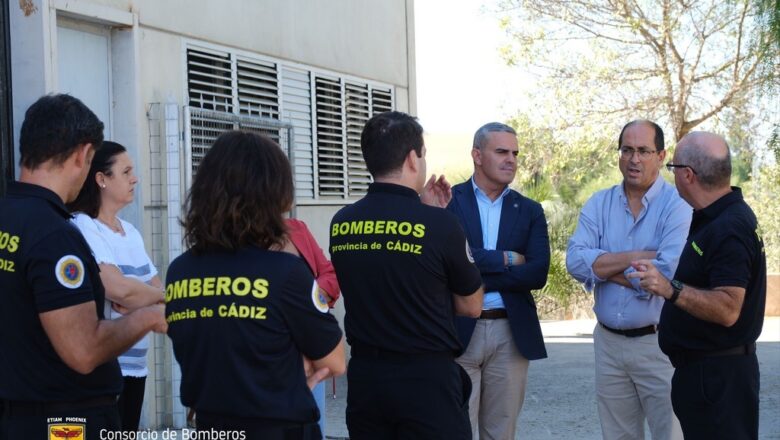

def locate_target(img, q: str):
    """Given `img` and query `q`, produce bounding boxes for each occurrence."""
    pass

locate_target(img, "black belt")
[1,394,118,417]
[351,344,453,361]
[600,322,656,337]
[479,309,508,319]
[669,343,756,369]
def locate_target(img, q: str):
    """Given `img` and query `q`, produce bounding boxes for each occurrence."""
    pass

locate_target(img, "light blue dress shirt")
[472,178,511,310]
[566,175,692,329]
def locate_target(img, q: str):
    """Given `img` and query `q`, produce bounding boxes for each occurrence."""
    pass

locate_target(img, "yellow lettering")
[339,222,350,235]
[216,277,231,296]
[364,220,374,234]
[385,221,398,235]
[233,277,251,296]
[171,279,188,300]
[398,222,412,235]
[413,223,425,238]
[189,278,202,297]
[227,302,239,317]
[218,305,228,317]
[202,277,216,296]
[374,220,385,234]
[252,278,269,298]
[331,223,340,237]
[349,221,363,234]
[8,235,19,253]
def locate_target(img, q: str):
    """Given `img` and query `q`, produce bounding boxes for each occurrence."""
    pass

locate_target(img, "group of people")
[0,93,766,440]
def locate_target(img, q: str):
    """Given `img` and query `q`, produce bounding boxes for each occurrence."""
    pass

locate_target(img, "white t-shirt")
[72,213,158,377]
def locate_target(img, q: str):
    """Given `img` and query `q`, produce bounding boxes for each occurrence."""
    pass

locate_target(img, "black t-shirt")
[659,188,767,354]
[0,181,121,401]
[329,182,483,356]
[165,247,342,422]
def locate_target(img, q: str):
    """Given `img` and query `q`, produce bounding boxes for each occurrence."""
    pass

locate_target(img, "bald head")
[675,131,731,189]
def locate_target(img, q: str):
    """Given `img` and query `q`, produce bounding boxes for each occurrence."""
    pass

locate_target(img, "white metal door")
[57,24,112,138]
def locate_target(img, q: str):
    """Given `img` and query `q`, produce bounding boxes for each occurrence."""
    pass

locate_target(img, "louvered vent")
[186,48,233,113]
[345,82,371,197]
[314,76,345,197]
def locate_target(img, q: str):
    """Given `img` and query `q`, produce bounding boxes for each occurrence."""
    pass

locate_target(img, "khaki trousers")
[594,323,682,440]
[456,319,529,440]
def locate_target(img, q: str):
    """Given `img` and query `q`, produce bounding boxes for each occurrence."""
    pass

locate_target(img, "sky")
[413,0,527,174]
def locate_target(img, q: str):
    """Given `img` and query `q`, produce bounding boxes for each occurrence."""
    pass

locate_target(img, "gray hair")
[676,138,732,189]
[473,122,516,150]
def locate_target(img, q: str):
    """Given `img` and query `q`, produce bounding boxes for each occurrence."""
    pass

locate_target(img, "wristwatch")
[669,279,684,304]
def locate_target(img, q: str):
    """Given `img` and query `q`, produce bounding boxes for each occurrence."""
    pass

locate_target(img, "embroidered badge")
[55,255,85,289]
[311,281,329,313]
[48,424,85,439]
[466,242,475,263]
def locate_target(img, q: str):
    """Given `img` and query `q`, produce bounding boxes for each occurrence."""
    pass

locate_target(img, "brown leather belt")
[600,322,656,337]
[479,309,508,319]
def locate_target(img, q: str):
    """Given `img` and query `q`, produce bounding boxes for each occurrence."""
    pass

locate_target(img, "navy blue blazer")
[447,180,549,360]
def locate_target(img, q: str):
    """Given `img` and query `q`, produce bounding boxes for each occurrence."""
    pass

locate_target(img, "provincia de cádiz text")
[100,428,246,440]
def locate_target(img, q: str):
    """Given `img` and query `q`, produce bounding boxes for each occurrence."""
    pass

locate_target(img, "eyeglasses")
[618,147,659,160]
[665,162,698,175]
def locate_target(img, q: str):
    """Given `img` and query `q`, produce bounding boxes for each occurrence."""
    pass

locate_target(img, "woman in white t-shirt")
[68,141,164,432]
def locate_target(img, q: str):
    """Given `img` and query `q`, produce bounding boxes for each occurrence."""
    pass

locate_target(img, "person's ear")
[472,148,482,166]
[73,143,93,169]
[405,148,419,173]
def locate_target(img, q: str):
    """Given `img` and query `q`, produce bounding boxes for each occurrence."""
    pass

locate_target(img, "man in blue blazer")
[447,122,550,440]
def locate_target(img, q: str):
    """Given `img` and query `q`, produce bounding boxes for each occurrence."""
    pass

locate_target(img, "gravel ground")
[322,317,780,439]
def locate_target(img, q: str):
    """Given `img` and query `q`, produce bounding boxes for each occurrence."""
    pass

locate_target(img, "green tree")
[497,0,776,141]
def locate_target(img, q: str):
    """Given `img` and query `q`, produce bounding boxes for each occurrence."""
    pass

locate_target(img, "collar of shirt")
[470,177,511,204]
[7,180,72,219]
[619,173,666,207]
[695,186,744,221]
[367,182,420,200]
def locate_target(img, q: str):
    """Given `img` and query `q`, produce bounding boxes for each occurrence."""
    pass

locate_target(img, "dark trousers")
[118,376,146,432]
[346,352,472,440]
[0,401,120,440]
[196,411,321,440]
[671,353,759,439]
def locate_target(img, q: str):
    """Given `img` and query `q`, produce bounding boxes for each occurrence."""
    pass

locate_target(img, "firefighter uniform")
[330,182,483,440]
[0,181,122,440]
[165,247,342,440]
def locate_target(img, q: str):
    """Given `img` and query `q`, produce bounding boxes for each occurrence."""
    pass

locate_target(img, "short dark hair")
[183,131,293,254]
[618,120,665,151]
[67,141,127,217]
[19,94,104,170]
[360,111,424,178]
[473,122,516,150]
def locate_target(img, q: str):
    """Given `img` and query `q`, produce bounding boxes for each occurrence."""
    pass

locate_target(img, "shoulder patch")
[466,242,475,263]
[55,255,85,289]
[311,281,329,313]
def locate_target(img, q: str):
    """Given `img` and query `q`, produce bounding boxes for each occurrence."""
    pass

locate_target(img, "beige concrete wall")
[133,0,411,87]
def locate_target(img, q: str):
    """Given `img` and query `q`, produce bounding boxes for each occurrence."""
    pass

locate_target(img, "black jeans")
[118,376,146,432]
[346,351,472,440]
[671,353,760,439]
[196,412,321,440]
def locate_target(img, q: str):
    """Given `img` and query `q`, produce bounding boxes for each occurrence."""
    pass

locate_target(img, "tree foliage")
[498,0,777,141]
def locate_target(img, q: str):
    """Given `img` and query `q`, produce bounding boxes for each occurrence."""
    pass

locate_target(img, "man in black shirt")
[330,111,484,440]
[628,131,766,439]
[0,94,167,439]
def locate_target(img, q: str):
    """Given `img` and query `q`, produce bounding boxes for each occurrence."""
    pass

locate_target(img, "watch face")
[671,280,683,291]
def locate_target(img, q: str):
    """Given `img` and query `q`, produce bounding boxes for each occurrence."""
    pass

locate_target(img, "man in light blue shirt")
[567,120,690,440]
